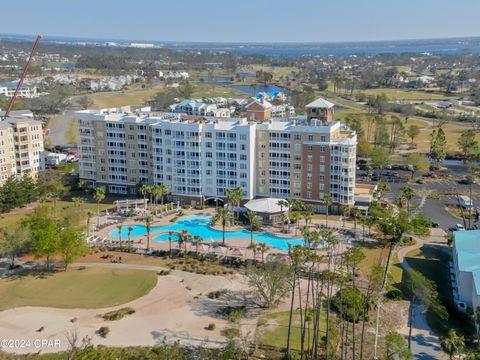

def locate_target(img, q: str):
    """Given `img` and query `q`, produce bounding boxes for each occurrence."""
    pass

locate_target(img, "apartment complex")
[0,116,45,185]
[77,98,357,210]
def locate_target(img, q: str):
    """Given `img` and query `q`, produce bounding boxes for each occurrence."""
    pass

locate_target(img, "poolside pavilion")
[244,197,288,225]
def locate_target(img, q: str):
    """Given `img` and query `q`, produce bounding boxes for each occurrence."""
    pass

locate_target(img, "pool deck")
[93,207,353,256]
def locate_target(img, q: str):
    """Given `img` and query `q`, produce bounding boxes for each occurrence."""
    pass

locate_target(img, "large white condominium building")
[77,98,357,211]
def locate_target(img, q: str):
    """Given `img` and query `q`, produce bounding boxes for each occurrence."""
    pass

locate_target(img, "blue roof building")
[452,230,480,311]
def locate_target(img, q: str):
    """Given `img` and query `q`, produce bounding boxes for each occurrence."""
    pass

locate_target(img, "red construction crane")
[4,35,42,118]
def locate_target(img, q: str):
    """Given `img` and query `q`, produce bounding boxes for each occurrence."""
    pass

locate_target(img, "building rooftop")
[245,198,288,214]
[0,109,34,118]
[454,230,480,295]
[306,98,335,109]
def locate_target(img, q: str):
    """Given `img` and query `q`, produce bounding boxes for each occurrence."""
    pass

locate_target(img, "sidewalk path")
[397,229,447,360]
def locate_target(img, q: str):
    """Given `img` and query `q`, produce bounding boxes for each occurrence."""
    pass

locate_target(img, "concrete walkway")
[397,230,447,360]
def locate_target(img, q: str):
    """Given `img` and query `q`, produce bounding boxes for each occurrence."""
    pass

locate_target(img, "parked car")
[384,170,399,177]
[426,171,438,178]
[448,224,465,232]
[458,178,476,185]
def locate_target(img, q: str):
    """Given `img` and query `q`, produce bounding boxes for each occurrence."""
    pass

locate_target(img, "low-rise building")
[0,82,38,98]
[452,230,480,312]
[246,99,273,121]
[171,99,231,117]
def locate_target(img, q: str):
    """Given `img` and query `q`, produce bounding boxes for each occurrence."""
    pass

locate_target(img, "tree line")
[0,172,68,213]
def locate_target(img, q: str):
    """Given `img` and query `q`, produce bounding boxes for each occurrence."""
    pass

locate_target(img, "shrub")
[220,327,240,339]
[157,269,171,276]
[223,306,247,323]
[206,323,216,331]
[182,204,191,209]
[97,326,110,338]
[207,290,223,299]
[386,288,404,300]
[101,307,136,321]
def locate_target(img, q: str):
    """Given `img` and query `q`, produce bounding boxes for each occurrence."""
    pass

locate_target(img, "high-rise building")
[0,116,45,185]
[77,98,357,211]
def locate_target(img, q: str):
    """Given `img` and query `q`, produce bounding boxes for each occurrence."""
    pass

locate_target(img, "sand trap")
[0,269,251,354]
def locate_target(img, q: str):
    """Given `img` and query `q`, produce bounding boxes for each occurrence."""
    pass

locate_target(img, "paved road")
[45,109,76,147]
[397,233,448,360]
[382,177,480,229]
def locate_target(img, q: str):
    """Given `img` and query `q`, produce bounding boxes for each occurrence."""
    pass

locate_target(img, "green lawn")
[0,200,113,229]
[256,309,327,351]
[0,267,157,310]
[357,244,387,278]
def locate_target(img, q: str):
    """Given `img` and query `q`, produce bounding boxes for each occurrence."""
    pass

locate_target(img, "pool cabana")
[244,198,288,225]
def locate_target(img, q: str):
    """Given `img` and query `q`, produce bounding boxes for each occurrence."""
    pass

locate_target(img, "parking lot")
[384,178,480,230]
[357,162,480,230]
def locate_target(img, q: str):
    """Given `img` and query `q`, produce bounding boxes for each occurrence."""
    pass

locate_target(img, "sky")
[2,0,480,43]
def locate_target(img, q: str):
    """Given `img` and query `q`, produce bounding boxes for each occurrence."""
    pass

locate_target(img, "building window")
[308,134,313,141]
[294,134,301,141]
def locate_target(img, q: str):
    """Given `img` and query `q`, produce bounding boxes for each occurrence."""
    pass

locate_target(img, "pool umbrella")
[231,248,244,258]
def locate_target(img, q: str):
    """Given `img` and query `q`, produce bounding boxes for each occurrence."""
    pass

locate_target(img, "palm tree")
[191,235,202,256]
[350,206,360,239]
[290,211,300,235]
[179,230,190,253]
[116,224,123,249]
[146,185,154,212]
[374,181,390,202]
[214,207,230,246]
[93,187,106,227]
[86,210,93,235]
[339,204,349,228]
[139,183,149,214]
[248,242,258,260]
[400,186,415,214]
[127,226,133,250]
[156,184,170,216]
[302,205,314,226]
[226,186,243,223]
[168,231,174,258]
[145,215,153,251]
[321,229,339,356]
[441,329,464,360]
[151,184,161,216]
[277,199,289,232]
[246,210,259,246]
[72,196,84,208]
[257,242,270,262]
[322,194,333,228]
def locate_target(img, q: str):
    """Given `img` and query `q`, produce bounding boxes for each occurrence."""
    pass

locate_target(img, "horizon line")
[1,32,480,46]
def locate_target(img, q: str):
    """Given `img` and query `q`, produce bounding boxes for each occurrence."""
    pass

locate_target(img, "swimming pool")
[109,214,304,251]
